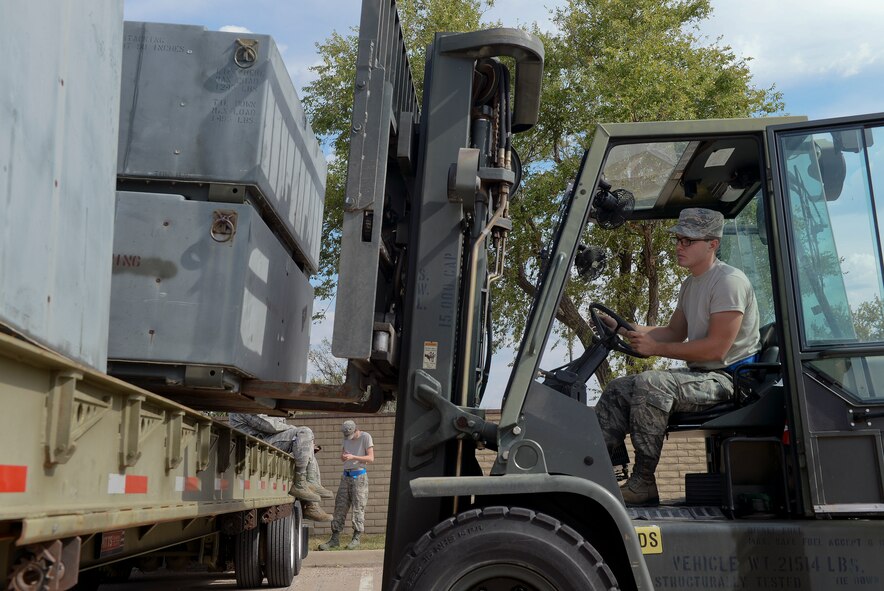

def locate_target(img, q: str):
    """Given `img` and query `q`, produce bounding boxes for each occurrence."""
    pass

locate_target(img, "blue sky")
[123,0,884,406]
[123,0,884,120]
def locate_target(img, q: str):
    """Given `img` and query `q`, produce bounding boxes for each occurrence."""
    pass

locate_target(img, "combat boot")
[620,474,659,507]
[289,472,321,502]
[345,531,361,550]
[621,450,660,506]
[318,531,340,551]
[302,502,332,522]
[306,465,333,499]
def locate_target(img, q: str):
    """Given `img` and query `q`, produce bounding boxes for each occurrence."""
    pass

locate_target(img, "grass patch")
[308,533,385,551]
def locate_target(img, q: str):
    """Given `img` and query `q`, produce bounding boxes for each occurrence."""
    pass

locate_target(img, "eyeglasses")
[672,236,713,248]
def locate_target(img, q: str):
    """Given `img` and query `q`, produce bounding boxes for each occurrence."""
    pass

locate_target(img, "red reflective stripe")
[244,479,251,490]
[0,465,27,493]
[185,477,201,491]
[125,475,148,494]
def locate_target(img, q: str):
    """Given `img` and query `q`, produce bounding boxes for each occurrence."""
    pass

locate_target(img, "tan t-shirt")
[342,432,374,470]
[676,259,760,370]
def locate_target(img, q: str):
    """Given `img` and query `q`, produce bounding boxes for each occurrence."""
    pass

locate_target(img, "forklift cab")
[562,115,884,519]
[481,114,884,589]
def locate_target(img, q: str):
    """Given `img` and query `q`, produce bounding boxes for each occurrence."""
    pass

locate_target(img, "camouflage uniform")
[596,369,733,481]
[228,413,316,471]
[321,422,373,550]
[228,413,332,521]
[596,208,759,505]
[331,472,369,533]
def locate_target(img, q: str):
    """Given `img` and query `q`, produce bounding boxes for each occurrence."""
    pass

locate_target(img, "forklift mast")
[328,0,545,582]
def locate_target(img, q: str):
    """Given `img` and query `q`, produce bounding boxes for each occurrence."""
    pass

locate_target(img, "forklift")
[330,2,884,589]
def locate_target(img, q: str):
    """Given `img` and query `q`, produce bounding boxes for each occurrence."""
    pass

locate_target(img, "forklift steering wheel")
[588,302,646,358]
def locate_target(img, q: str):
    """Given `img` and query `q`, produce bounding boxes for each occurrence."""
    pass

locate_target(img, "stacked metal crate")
[0,0,124,373]
[110,22,325,391]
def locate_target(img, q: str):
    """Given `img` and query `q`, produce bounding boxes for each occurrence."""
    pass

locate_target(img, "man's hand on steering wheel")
[588,302,647,358]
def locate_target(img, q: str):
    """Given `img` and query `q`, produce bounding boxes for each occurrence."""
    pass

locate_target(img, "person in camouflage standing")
[595,208,760,506]
[318,420,374,550]
[228,413,333,522]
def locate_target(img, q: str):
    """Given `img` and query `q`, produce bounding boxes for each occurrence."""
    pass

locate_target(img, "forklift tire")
[391,506,619,590]
[234,527,263,588]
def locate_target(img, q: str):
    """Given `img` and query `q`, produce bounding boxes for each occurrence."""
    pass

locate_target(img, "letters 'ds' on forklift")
[324,2,884,590]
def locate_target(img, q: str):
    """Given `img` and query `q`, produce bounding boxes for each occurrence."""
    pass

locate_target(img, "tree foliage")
[302,1,496,302]
[499,0,783,384]
[853,297,884,342]
[308,338,347,385]
[302,0,784,386]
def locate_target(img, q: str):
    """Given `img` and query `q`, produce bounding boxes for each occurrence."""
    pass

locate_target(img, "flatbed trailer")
[0,331,306,589]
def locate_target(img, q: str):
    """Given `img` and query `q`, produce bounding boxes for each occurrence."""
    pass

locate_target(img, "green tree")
[498,0,783,385]
[308,338,347,385]
[302,0,496,303]
[853,297,884,341]
[303,0,783,388]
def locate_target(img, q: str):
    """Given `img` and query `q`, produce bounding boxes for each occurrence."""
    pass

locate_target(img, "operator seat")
[666,322,781,432]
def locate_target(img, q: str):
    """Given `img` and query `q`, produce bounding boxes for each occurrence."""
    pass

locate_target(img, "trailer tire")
[265,506,300,586]
[294,501,305,575]
[391,506,619,591]
[234,527,263,588]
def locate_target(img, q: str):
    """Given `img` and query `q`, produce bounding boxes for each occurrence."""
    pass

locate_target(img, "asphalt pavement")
[303,548,384,567]
[94,549,386,590]
[293,549,384,590]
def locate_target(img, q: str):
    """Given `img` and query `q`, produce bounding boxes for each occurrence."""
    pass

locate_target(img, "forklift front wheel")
[391,506,619,590]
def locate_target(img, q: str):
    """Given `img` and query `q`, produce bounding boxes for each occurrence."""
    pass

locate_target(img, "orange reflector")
[0,465,27,493]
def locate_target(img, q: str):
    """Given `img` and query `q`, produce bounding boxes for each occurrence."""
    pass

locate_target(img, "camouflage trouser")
[595,369,733,480]
[265,426,315,473]
[331,473,369,533]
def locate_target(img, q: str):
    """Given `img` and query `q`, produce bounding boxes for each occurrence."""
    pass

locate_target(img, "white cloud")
[700,1,884,87]
[843,251,883,309]
[219,25,252,34]
[284,55,324,95]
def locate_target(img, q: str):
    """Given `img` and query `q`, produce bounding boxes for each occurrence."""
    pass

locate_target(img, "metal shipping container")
[0,0,123,372]
[108,192,313,383]
[117,21,326,273]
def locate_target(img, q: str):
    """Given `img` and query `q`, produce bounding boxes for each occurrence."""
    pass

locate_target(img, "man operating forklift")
[596,207,761,506]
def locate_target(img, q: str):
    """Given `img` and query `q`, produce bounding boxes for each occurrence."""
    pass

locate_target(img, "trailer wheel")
[234,527,263,588]
[293,501,305,575]
[265,506,300,586]
[392,506,619,591]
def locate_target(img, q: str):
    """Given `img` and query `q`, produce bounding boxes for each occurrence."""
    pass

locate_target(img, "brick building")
[295,411,706,536]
